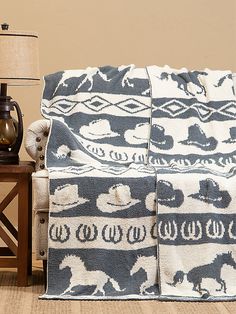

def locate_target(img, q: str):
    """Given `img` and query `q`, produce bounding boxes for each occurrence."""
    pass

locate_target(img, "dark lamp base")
[0,151,19,164]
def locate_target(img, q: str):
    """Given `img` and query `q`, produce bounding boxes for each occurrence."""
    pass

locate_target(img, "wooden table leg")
[27,174,32,276]
[17,174,31,286]
[0,162,34,286]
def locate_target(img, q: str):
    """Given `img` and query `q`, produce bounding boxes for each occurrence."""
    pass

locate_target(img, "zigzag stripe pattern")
[152,99,236,121]
[42,95,150,116]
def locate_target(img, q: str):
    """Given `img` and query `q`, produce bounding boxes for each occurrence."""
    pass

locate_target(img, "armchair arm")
[25,119,51,171]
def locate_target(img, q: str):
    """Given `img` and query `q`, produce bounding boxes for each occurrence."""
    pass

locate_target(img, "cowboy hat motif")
[51,184,89,211]
[223,127,236,143]
[80,119,119,140]
[124,123,149,145]
[179,124,218,151]
[157,180,184,208]
[189,178,231,208]
[96,184,140,213]
[150,124,174,150]
[52,144,71,159]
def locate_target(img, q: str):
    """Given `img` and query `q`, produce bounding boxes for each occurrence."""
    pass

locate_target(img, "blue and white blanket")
[41,65,236,300]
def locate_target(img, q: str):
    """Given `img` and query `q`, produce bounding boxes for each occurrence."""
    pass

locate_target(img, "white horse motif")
[53,65,149,96]
[130,255,158,295]
[75,67,111,92]
[59,255,125,296]
[118,65,135,87]
[53,67,112,96]
[118,64,149,91]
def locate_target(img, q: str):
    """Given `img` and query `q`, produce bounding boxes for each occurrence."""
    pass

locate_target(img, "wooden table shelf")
[0,161,35,286]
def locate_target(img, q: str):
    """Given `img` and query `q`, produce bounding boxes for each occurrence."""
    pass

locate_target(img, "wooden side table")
[0,161,35,286]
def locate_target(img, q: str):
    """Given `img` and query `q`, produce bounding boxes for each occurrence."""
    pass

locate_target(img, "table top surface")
[0,161,35,174]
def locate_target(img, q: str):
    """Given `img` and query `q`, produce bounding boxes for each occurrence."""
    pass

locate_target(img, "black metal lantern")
[0,85,23,164]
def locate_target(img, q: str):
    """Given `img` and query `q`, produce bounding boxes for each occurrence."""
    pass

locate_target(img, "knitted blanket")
[41,65,236,300]
[147,65,236,300]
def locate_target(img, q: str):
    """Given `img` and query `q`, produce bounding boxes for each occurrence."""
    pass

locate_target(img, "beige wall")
[2,0,236,160]
[0,0,236,241]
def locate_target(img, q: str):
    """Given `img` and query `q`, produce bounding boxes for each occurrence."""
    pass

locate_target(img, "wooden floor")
[0,255,235,314]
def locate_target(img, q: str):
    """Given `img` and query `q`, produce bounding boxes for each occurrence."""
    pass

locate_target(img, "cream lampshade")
[0,24,40,85]
[0,23,40,164]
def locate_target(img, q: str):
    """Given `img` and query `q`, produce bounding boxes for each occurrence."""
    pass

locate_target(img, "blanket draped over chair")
[40,65,236,300]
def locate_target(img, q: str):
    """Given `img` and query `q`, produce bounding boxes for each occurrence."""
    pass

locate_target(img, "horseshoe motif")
[158,220,178,240]
[86,145,105,157]
[102,224,123,244]
[127,225,146,244]
[150,222,157,239]
[76,223,98,242]
[228,221,236,240]
[180,220,202,241]
[49,223,70,243]
[109,150,128,162]
[206,219,225,239]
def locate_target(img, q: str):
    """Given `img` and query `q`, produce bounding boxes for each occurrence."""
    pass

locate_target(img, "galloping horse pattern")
[158,71,208,96]
[130,255,158,295]
[59,254,158,297]
[168,252,236,296]
[59,255,125,296]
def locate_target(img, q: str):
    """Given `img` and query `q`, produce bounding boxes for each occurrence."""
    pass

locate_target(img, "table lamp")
[0,23,40,164]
